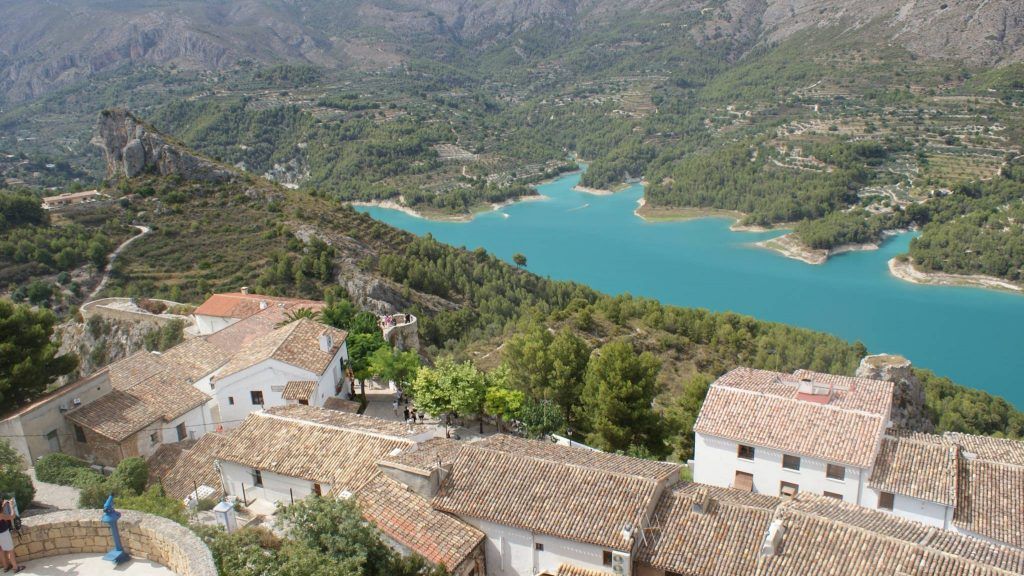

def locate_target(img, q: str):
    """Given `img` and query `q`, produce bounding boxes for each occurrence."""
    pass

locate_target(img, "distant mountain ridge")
[1,0,1021,102]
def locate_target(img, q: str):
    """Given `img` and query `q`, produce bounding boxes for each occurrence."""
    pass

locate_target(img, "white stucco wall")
[463,517,621,576]
[312,342,350,405]
[213,360,319,428]
[693,433,865,502]
[219,460,329,506]
[861,487,952,528]
[193,315,239,335]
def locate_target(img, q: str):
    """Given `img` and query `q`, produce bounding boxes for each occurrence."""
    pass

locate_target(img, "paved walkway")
[20,552,174,575]
[361,380,499,438]
[24,469,79,516]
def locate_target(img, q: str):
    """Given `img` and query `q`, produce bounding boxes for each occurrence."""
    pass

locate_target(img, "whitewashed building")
[693,368,893,505]
[191,291,320,335]
[432,435,681,576]
[201,318,351,428]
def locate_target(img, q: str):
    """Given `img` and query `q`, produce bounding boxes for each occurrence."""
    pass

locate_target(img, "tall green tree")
[580,340,668,457]
[512,253,527,268]
[410,358,487,431]
[0,299,78,406]
[321,299,356,330]
[502,325,553,398]
[347,332,388,395]
[367,347,420,388]
[548,329,590,427]
[665,373,714,461]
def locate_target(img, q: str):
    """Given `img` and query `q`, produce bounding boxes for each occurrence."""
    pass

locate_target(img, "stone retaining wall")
[15,509,215,576]
[81,297,192,327]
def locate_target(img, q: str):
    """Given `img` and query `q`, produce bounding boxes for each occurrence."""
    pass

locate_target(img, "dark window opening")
[879,492,895,510]
[737,445,755,460]
[253,469,263,487]
[826,464,845,480]
[782,454,801,470]
[176,422,187,441]
[251,391,264,405]
[602,551,613,566]
[535,543,544,551]
[74,425,87,443]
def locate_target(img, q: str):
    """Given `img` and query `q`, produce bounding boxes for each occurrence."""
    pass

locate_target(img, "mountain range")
[2,0,1022,103]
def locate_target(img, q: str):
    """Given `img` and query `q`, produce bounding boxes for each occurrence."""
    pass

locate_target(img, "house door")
[46,430,60,453]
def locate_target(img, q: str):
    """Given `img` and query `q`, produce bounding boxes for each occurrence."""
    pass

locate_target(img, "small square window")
[74,425,87,443]
[823,491,843,500]
[602,551,613,566]
[780,481,799,497]
[782,454,801,470]
[228,396,234,405]
[737,445,755,460]
[251,391,264,405]
[252,469,263,487]
[534,543,544,551]
[150,432,159,445]
[878,491,895,511]
[826,464,846,480]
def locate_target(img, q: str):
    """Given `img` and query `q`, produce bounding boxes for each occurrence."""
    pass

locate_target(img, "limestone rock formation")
[92,109,235,182]
[857,354,933,432]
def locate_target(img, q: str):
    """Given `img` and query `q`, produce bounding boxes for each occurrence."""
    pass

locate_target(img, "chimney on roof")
[691,487,714,514]
[240,286,249,295]
[759,519,786,557]
[259,300,268,310]
[319,333,333,353]
[796,378,833,403]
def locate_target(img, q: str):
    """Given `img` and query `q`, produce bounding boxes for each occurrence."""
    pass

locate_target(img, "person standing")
[392,399,399,417]
[410,408,418,424]
[403,407,410,422]
[0,498,23,573]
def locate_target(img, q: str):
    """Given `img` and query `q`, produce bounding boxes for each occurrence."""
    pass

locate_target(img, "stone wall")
[15,509,215,576]
[81,297,191,327]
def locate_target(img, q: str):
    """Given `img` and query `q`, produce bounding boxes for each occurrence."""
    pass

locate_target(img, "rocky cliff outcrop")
[53,316,156,388]
[92,109,235,182]
[857,354,933,432]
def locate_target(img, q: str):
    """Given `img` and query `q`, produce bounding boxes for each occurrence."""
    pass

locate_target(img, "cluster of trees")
[35,452,158,510]
[908,168,1024,281]
[255,237,336,298]
[0,191,126,292]
[0,299,78,407]
[0,441,34,507]
[318,94,381,111]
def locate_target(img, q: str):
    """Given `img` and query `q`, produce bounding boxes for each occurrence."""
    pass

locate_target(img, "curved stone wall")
[15,509,215,576]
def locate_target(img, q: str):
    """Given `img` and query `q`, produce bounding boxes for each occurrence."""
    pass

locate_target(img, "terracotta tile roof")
[146,443,186,487]
[471,434,680,481]
[947,433,1024,466]
[869,432,958,505]
[214,319,347,379]
[265,404,421,438]
[357,473,483,570]
[694,367,892,468]
[432,435,674,550]
[380,437,461,473]
[323,397,361,413]
[282,380,317,401]
[954,458,1024,548]
[637,483,777,575]
[157,433,228,501]
[67,370,211,441]
[638,487,1024,576]
[204,305,294,353]
[216,409,413,491]
[766,495,1024,576]
[193,293,320,319]
[553,565,610,576]
[107,351,165,390]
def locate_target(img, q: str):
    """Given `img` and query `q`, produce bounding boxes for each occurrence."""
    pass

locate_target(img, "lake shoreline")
[352,193,549,223]
[755,233,881,265]
[888,257,1023,293]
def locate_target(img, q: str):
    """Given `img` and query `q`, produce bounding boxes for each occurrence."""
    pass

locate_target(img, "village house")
[693,368,893,505]
[191,290,320,335]
[56,292,350,466]
[432,434,681,576]
[41,189,105,210]
[0,370,112,464]
[199,318,350,428]
[692,366,1024,550]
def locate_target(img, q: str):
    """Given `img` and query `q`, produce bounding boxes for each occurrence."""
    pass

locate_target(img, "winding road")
[87,224,150,300]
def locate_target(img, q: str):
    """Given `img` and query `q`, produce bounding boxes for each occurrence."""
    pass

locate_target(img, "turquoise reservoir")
[359,171,1024,407]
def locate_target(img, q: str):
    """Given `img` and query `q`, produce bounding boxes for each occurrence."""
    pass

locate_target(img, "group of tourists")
[392,391,425,425]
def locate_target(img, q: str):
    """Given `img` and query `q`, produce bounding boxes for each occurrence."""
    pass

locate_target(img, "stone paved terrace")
[22,552,175,575]
[13,509,215,576]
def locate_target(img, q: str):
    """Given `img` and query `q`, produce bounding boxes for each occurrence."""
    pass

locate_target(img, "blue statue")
[100,495,131,564]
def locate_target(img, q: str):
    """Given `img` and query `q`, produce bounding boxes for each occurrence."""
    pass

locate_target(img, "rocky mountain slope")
[2,0,1020,102]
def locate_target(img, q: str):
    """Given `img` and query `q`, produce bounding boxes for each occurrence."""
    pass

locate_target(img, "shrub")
[0,467,35,508]
[111,457,148,495]
[0,441,34,506]
[78,481,116,509]
[34,453,89,485]
[118,486,189,525]
[68,468,106,490]
[197,498,218,512]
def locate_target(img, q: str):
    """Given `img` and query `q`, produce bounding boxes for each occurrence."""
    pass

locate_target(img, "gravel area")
[25,469,80,515]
